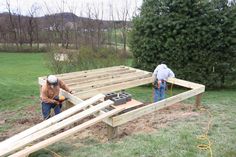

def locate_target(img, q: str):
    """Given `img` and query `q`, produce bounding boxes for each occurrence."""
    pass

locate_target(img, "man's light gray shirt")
[153,64,175,81]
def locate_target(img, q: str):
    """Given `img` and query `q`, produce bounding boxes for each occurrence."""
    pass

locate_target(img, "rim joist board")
[108,77,205,127]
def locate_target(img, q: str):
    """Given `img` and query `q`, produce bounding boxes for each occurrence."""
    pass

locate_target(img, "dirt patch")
[0,103,42,142]
[0,102,199,144]
[71,103,199,143]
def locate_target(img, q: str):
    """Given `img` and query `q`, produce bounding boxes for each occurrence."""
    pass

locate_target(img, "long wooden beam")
[40,66,127,81]
[56,65,125,77]
[65,69,137,85]
[38,78,83,104]
[167,78,204,89]
[0,100,113,156]
[75,77,153,100]
[9,107,125,157]
[73,73,152,92]
[111,86,205,127]
[68,71,146,88]
[0,94,104,150]
[61,68,131,82]
[39,77,114,127]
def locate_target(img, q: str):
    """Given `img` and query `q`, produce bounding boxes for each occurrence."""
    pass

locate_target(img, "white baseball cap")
[47,75,58,85]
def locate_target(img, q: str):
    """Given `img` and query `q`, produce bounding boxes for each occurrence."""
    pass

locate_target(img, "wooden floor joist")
[38,66,154,102]
[66,69,137,86]
[73,73,152,92]
[69,71,148,90]
[0,100,114,156]
[9,106,125,157]
[0,94,104,151]
[75,77,153,99]
[39,66,127,81]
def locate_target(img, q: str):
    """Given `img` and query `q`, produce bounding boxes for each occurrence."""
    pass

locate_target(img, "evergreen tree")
[130,0,236,87]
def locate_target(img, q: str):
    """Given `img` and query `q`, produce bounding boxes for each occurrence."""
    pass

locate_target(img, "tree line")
[0,0,137,53]
[130,0,236,87]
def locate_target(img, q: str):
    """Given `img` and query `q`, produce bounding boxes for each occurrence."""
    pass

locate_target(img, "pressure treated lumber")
[63,68,134,83]
[40,66,127,81]
[195,93,202,108]
[38,66,153,101]
[60,89,83,104]
[67,69,138,87]
[73,73,152,92]
[56,66,126,79]
[111,86,205,127]
[75,77,153,99]
[38,77,83,105]
[41,66,124,79]
[167,77,204,89]
[0,100,113,156]
[107,125,118,140]
[9,107,125,157]
[0,94,104,149]
[111,99,143,110]
[67,70,141,86]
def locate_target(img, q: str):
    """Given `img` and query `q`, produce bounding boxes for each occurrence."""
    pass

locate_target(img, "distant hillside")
[0,12,131,30]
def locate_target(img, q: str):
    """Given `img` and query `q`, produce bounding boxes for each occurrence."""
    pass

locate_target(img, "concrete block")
[105,92,117,100]
[111,96,127,106]
[119,92,132,102]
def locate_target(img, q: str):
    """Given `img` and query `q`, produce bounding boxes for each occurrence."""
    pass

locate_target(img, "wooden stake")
[107,125,118,140]
[195,93,202,108]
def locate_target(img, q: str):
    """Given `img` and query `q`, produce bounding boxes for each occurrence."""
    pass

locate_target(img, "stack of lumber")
[0,94,125,157]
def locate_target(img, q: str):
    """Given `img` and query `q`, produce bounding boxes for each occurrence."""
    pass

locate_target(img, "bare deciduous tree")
[117,0,130,53]
[27,3,40,49]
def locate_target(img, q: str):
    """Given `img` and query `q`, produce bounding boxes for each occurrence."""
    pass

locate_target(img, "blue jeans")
[42,102,62,120]
[154,82,166,102]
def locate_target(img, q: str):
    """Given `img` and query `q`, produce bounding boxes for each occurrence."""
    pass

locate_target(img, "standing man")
[40,75,72,120]
[153,63,175,102]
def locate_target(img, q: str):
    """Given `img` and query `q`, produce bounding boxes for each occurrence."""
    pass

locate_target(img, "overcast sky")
[0,0,143,20]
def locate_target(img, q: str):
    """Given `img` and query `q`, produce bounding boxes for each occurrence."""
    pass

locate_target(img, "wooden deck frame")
[38,66,205,135]
[0,66,205,156]
[38,65,153,103]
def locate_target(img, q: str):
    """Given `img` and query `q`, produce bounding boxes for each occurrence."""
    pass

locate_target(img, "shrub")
[45,46,129,74]
[129,0,236,87]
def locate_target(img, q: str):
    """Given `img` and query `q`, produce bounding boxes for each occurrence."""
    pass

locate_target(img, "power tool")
[54,95,67,103]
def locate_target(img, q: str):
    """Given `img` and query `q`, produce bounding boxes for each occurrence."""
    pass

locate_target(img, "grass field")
[0,53,236,157]
[0,53,50,111]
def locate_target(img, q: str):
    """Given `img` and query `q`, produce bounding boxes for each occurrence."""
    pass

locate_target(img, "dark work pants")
[41,102,62,120]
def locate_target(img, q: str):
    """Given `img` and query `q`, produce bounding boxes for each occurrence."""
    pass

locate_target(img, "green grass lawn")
[0,53,236,157]
[0,53,50,111]
[31,89,236,157]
